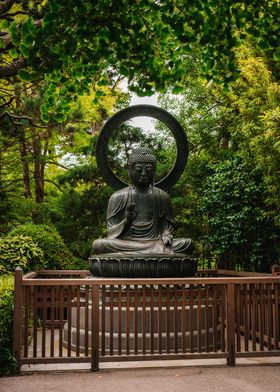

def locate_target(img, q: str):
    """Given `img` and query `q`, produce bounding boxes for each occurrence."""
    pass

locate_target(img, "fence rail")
[13,268,280,371]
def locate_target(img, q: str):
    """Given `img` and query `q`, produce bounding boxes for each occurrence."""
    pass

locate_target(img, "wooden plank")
[32,286,38,358]
[142,285,146,355]
[252,285,257,351]
[21,276,280,287]
[109,285,114,356]
[126,285,130,356]
[84,285,89,356]
[76,286,81,357]
[226,283,236,366]
[220,285,226,352]
[174,285,178,354]
[212,285,217,352]
[150,285,154,355]
[197,284,202,353]
[101,286,106,356]
[267,284,272,351]
[13,268,23,371]
[67,286,72,357]
[59,286,64,357]
[100,352,228,362]
[235,284,241,352]
[274,284,279,350]
[158,285,162,354]
[50,286,55,357]
[243,284,249,352]
[166,285,170,354]
[259,283,264,351]
[91,285,99,371]
[190,285,194,353]
[182,285,186,353]
[118,285,122,356]
[134,285,138,355]
[24,286,29,358]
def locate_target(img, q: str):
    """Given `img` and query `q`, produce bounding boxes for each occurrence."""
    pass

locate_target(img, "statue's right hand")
[126,202,137,223]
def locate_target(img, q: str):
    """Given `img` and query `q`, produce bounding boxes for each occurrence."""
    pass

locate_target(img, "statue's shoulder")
[153,186,170,199]
[109,186,130,200]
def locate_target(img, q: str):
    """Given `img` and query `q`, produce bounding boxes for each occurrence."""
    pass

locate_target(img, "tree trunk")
[18,128,32,198]
[32,132,44,203]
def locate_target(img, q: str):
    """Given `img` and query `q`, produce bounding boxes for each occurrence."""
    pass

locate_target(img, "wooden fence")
[13,268,280,371]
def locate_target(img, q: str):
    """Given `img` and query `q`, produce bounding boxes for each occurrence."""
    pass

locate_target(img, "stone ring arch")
[95,104,189,190]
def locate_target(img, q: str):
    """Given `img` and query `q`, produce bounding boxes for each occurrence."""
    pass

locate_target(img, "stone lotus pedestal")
[88,253,198,278]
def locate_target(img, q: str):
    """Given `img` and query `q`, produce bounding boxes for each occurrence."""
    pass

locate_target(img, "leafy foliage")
[0,235,44,273]
[200,157,279,271]
[0,275,17,376]
[7,224,75,270]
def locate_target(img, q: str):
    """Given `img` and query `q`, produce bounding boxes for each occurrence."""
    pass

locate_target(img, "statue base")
[89,253,197,278]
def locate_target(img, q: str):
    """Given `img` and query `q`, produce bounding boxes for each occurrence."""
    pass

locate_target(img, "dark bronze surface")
[95,105,189,191]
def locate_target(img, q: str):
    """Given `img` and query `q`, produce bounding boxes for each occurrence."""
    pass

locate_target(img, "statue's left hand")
[162,234,173,246]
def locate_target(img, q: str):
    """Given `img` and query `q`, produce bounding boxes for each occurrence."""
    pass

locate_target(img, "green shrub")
[7,224,75,270]
[0,235,44,273]
[0,274,17,376]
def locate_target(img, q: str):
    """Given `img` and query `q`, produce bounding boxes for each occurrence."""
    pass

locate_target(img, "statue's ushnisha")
[93,147,194,256]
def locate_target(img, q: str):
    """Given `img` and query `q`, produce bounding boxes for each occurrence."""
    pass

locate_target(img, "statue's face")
[129,162,155,188]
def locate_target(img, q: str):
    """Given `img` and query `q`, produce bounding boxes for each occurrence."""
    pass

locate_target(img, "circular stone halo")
[95,104,189,190]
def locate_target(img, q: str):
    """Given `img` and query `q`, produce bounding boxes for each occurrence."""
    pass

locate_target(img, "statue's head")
[128,147,156,188]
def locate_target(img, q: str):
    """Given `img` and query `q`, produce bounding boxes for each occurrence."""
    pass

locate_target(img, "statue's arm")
[107,190,133,238]
[161,191,174,245]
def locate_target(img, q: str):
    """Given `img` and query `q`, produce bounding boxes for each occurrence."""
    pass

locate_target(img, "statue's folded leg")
[93,238,167,254]
[172,238,195,255]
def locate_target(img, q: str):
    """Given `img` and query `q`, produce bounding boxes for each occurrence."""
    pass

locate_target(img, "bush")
[7,224,75,270]
[0,275,17,376]
[0,235,44,273]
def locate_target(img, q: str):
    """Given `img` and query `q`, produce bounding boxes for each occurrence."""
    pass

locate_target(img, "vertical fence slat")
[67,286,72,357]
[134,285,138,355]
[197,285,202,353]
[91,285,99,371]
[84,285,89,356]
[274,284,279,350]
[252,285,257,351]
[109,285,114,356]
[166,285,170,354]
[174,285,178,354]
[220,285,226,352]
[190,285,194,353]
[158,285,162,354]
[50,286,55,357]
[212,285,217,352]
[182,284,186,353]
[24,285,29,358]
[227,283,236,366]
[59,286,64,357]
[259,284,264,351]
[126,285,130,356]
[142,285,146,355]
[235,285,241,352]
[101,286,106,357]
[267,284,272,351]
[32,286,38,358]
[150,285,154,355]
[118,285,122,356]
[13,268,23,371]
[244,284,249,352]
[76,286,80,357]
[204,285,209,352]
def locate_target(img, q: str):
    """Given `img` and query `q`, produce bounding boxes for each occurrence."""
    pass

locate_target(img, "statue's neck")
[131,184,152,193]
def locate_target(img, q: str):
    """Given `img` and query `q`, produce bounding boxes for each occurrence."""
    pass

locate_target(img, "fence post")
[226,283,236,366]
[91,284,100,371]
[13,267,23,373]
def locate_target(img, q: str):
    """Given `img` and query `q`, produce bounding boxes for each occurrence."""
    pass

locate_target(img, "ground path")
[1,365,280,392]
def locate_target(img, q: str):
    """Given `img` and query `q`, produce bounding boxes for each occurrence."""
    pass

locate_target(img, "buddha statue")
[92,147,194,256]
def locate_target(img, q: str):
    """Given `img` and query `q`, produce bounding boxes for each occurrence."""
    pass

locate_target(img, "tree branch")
[0,57,26,78]
[44,179,64,193]
[0,0,17,15]
[0,110,48,128]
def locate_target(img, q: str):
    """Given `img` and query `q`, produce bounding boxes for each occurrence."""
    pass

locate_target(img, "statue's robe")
[93,186,194,255]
